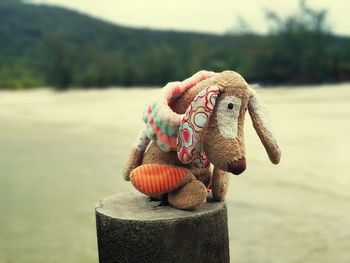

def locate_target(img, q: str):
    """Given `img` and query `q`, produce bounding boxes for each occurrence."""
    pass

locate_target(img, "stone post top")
[96,193,226,221]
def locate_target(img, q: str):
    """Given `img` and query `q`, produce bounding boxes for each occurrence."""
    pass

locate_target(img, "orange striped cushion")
[131,164,187,195]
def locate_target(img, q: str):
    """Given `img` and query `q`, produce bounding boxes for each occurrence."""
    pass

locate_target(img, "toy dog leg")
[191,166,212,187]
[168,179,207,210]
[211,168,230,201]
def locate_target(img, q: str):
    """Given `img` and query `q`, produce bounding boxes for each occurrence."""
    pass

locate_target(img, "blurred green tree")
[256,0,334,83]
[43,35,74,89]
[0,0,349,89]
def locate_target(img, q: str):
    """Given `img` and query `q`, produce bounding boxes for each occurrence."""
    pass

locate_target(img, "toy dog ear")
[248,87,281,164]
[177,85,221,167]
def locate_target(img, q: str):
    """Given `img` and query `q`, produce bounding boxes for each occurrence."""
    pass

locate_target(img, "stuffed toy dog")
[123,70,281,210]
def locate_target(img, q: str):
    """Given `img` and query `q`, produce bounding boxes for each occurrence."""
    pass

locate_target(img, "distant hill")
[0,1,349,89]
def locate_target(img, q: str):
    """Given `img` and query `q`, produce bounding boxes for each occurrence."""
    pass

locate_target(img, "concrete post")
[95,193,229,263]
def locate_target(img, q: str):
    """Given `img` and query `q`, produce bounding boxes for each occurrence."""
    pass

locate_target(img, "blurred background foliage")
[0,0,349,89]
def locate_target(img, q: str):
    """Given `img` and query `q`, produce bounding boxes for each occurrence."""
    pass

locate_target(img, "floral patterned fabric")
[142,70,217,152]
[177,85,221,168]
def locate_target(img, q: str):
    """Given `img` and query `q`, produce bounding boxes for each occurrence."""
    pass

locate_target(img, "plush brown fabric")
[123,148,144,181]
[191,167,212,187]
[211,168,230,201]
[168,179,207,210]
[248,89,281,164]
[203,71,250,171]
[249,108,281,164]
[124,70,281,210]
[142,141,184,166]
[227,158,246,175]
[171,84,205,114]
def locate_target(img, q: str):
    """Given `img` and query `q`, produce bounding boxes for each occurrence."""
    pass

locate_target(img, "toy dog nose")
[228,158,246,175]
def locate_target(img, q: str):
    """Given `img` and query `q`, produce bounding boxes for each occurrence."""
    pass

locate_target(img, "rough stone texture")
[95,193,229,263]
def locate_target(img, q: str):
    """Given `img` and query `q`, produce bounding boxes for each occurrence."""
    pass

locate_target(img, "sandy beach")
[0,84,349,263]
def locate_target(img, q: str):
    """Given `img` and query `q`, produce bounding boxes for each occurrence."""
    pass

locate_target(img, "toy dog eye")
[227,103,234,110]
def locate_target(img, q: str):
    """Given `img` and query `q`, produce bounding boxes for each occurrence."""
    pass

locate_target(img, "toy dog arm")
[211,167,230,201]
[123,130,150,181]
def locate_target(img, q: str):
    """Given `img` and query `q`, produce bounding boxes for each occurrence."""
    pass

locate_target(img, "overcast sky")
[31,0,350,35]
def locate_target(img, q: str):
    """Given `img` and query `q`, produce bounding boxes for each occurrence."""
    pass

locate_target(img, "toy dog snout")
[227,158,246,175]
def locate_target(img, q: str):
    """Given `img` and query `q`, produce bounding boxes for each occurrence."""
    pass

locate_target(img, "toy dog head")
[143,70,281,175]
[177,71,281,174]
